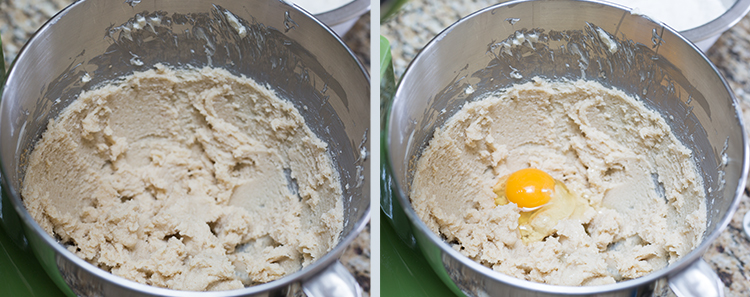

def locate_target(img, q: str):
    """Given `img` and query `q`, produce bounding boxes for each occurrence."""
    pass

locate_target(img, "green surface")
[381,211,456,297]
[0,36,67,297]
[0,224,66,296]
[379,35,396,130]
[379,34,459,297]
[379,35,393,82]
[381,0,410,22]
[1,37,4,79]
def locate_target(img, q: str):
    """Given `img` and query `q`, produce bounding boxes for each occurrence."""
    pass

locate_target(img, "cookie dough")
[410,78,706,285]
[22,65,344,291]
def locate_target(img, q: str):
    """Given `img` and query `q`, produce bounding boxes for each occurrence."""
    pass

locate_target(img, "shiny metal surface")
[384,0,748,296]
[0,0,370,296]
[669,259,724,297]
[302,260,362,297]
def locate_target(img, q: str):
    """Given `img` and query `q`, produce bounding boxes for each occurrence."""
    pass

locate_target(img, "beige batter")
[411,78,706,285]
[22,65,343,291]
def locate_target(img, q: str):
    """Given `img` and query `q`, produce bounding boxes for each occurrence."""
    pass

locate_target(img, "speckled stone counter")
[383,1,750,296]
[0,1,370,296]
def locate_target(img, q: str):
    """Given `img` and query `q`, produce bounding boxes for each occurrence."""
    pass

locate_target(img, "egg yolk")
[504,168,555,210]
[493,168,589,243]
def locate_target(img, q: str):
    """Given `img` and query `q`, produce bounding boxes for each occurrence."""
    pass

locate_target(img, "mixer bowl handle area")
[303,260,363,297]
[669,259,725,297]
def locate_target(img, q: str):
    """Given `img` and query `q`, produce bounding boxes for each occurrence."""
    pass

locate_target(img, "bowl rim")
[385,0,749,294]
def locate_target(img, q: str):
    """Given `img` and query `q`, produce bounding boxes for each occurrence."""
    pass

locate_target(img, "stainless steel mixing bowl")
[384,0,748,296]
[0,0,370,296]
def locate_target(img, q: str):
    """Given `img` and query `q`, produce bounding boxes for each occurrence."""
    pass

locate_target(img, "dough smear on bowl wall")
[21,65,344,291]
[410,78,707,286]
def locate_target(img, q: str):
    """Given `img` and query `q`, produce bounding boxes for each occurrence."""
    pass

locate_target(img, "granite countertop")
[0,1,370,296]
[383,1,750,296]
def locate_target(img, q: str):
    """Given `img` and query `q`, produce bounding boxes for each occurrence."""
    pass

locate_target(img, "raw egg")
[502,168,554,210]
[493,168,588,243]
